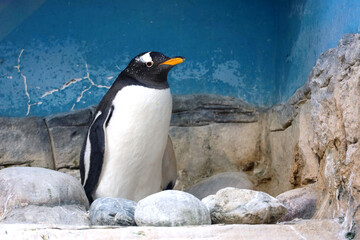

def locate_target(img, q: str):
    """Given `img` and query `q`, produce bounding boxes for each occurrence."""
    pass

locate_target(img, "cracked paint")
[14,49,42,116]
[38,62,111,111]
[10,48,111,116]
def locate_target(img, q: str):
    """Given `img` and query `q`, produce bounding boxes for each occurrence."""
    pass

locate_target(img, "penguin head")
[123,52,185,85]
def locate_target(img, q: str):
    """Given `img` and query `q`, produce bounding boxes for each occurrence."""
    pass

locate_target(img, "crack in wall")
[13,49,111,116]
[71,63,110,110]
[14,49,42,116]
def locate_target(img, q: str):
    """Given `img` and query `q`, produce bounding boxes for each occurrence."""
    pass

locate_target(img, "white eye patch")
[136,52,152,63]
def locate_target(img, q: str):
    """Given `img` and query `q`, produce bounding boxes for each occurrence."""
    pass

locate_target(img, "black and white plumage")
[80,52,184,203]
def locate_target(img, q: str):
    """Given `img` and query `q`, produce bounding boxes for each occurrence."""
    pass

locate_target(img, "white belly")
[94,86,172,201]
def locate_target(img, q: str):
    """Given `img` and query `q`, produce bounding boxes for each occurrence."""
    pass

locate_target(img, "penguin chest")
[94,86,172,201]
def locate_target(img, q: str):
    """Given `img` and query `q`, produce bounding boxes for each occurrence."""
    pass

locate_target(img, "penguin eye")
[146,61,154,67]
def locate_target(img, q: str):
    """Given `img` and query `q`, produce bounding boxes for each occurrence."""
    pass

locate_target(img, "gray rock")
[170,122,262,190]
[89,197,136,226]
[186,172,254,199]
[0,167,89,219]
[0,117,53,169]
[269,103,298,132]
[45,108,93,170]
[202,187,287,224]
[45,108,94,127]
[135,190,211,226]
[1,205,89,225]
[48,126,88,170]
[171,94,260,127]
[276,187,318,222]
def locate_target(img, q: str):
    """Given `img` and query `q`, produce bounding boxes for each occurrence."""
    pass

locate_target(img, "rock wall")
[0,94,268,191]
[0,33,359,238]
[266,33,360,236]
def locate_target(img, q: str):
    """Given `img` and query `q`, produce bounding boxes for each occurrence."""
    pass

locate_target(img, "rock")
[0,167,89,223]
[263,117,299,196]
[45,108,94,170]
[268,103,297,132]
[0,117,53,169]
[171,94,260,127]
[185,171,254,199]
[89,197,136,226]
[45,108,94,127]
[276,187,318,222]
[303,34,360,233]
[135,190,211,226]
[170,122,262,190]
[48,126,88,170]
[202,187,287,224]
[1,205,89,225]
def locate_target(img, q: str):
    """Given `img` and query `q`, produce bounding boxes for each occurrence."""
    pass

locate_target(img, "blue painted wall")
[0,0,360,117]
[0,0,277,117]
[276,0,360,101]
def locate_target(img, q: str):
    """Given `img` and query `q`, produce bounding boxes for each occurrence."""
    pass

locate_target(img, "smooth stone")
[185,171,254,199]
[89,197,136,226]
[0,167,89,218]
[202,187,287,224]
[135,190,211,226]
[276,187,318,222]
[0,205,89,225]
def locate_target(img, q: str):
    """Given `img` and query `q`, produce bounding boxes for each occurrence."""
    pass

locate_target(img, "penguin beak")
[160,57,185,66]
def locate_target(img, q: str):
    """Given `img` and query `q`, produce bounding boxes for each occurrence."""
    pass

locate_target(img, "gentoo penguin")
[80,52,184,203]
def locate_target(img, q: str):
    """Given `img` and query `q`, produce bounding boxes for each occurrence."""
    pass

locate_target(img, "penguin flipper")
[80,107,113,202]
[161,135,177,190]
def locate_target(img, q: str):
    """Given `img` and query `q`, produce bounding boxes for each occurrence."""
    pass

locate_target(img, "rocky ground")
[1,33,360,239]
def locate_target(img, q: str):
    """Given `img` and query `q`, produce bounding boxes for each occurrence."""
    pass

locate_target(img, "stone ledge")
[171,94,262,127]
[0,219,343,240]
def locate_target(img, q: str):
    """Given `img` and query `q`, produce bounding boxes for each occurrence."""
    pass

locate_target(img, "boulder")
[202,187,287,224]
[89,197,136,226]
[0,117,53,169]
[0,167,89,225]
[185,171,254,199]
[1,205,89,225]
[276,187,318,222]
[135,190,211,226]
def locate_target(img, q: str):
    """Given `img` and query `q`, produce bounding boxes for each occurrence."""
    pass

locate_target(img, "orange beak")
[160,57,185,66]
